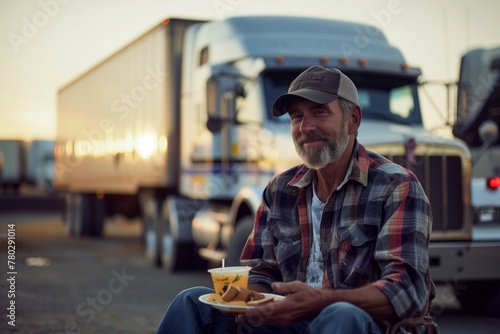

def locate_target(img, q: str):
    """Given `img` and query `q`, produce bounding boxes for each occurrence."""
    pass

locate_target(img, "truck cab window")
[358,84,417,123]
[390,85,414,118]
[263,70,421,125]
[355,77,422,125]
[235,81,262,124]
[263,70,301,123]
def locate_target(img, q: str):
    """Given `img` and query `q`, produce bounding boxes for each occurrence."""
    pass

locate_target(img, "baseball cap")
[272,66,359,116]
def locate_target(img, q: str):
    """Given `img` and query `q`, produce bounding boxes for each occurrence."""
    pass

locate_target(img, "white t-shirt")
[305,182,326,288]
[304,162,352,288]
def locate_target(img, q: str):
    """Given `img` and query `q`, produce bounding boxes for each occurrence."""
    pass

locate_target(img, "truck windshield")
[263,70,422,126]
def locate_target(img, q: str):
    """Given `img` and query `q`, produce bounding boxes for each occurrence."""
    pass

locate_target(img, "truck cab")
[453,46,500,232]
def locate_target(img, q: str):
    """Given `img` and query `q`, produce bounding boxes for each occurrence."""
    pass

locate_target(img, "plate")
[198,293,285,313]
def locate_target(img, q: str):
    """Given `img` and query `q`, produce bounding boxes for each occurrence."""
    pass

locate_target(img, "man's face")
[288,98,350,169]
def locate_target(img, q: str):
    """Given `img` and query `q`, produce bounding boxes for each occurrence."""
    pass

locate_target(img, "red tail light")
[487,176,500,190]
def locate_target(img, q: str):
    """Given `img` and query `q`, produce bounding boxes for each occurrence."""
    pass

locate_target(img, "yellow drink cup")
[208,266,250,295]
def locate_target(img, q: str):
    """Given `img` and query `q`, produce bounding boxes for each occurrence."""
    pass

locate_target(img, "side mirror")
[207,116,222,133]
[479,120,499,144]
[473,120,499,166]
[234,83,246,98]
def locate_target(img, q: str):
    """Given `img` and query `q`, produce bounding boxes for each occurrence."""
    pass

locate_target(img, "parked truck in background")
[54,16,500,312]
[0,140,28,193]
[453,46,500,226]
[0,139,54,194]
[27,140,55,192]
[449,46,500,312]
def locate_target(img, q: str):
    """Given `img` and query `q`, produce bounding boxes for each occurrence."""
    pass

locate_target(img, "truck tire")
[142,196,161,267]
[72,194,91,236]
[68,193,104,238]
[161,234,194,272]
[455,280,500,314]
[160,197,208,272]
[90,196,105,237]
[159,198,193,272]
[66,194,77,237]
[227,216,254,266]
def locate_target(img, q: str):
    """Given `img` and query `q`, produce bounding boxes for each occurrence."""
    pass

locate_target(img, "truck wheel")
[161,234,194,272]
[142,196,161,267]
[227,216,254,266]
[455,280,500,314]
[72,194,91,236]
[69,194,104,237]
[89,196,105,237]
[66,194,78,237]
[160,197,201,272]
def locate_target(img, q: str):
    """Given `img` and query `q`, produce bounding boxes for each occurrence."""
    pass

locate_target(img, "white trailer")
[55,16,500,312]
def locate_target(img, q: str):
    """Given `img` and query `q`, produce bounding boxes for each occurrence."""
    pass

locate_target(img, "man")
[156,66,435,333]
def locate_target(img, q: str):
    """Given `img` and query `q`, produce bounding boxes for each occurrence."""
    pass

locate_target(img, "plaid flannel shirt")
[241,142,435,323]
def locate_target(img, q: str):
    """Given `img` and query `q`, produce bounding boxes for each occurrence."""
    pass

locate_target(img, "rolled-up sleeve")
[372,180,434,319]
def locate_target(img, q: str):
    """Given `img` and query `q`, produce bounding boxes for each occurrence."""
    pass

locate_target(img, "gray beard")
[295,121,349,169]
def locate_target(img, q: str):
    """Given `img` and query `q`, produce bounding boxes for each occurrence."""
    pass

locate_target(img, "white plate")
[198,293,285,313]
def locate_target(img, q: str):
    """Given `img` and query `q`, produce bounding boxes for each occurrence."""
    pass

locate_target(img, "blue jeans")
[155,286,382,334]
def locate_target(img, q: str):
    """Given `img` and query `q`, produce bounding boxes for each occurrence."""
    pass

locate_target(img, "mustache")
[296,131,329,145]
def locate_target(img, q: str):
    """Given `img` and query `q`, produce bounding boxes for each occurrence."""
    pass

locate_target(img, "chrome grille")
[389,155,464,232]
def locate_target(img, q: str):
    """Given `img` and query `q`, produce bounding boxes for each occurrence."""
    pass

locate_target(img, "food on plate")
[246,296,276,306]
[221,284,265,302]
[208,284,278,307]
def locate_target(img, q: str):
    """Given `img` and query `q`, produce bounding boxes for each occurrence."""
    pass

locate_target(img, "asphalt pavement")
[0,214,212,334]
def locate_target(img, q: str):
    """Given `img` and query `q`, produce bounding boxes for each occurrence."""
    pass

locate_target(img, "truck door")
[185,76,242,199]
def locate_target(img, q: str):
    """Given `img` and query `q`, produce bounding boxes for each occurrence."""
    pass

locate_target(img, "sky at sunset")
[0,0,499,141]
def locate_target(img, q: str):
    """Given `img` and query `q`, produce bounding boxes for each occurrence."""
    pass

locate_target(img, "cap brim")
[272,89,339,116]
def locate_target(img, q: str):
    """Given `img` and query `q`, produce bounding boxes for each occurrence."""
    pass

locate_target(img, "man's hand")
[235,281,326,327]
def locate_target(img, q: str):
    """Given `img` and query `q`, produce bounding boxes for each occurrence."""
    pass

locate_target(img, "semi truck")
[26,140,55,192]
[453,46,500,228]
[450,46,500,312]
[55,16,500,312]
[0,139,53,193]
[0,140,28,193]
